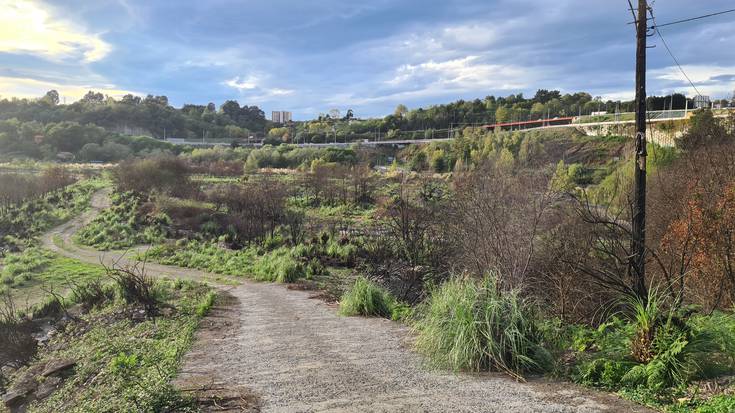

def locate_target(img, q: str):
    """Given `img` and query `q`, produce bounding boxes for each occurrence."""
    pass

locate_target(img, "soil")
[40,190,654,412]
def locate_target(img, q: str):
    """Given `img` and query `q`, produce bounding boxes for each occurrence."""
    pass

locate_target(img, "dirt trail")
[41,190,652,412]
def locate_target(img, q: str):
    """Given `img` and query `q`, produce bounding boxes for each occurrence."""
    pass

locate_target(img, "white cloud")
[0,76,140,101]
[650,65,735,98]
[0,0,111,62]
[224,75,260,90]
[387,56,532,91]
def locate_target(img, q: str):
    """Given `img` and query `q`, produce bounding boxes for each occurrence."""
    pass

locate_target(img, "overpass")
[165,108,732,149]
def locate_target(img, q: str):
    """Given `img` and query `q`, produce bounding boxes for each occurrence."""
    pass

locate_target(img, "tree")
[394,104,408,118]
[80,91,105,105]
[42,90,59,106]
[495,106,509,123]
[328,108,341,120]
[675,109,729,150]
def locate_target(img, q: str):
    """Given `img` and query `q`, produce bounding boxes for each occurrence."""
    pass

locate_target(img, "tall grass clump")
[252,248,306,283]
[413,275,548,378]
[339,276,397,318]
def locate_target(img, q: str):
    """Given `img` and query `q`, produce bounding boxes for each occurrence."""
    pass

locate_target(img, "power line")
[652,8,735,29]
[649,10,703,97]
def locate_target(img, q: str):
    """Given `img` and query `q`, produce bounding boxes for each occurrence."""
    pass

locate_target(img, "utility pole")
[631,0,649,301]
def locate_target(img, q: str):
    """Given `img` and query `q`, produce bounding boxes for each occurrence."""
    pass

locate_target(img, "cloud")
[386,56,534,91]
[224,75,260,90]
[649,65,735,97]
[441,24,498,49]
[0,0,111,62]
[0,76,140,101]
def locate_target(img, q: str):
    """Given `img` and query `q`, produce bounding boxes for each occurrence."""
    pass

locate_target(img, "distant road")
[167,108,732,148]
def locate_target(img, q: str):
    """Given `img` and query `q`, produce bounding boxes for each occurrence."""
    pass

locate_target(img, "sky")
[0,0,734,119]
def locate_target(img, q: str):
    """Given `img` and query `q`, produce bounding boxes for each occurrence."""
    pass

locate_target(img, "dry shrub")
[206,175,288,246]
[0,292,37,388]
[449,162,558,290]
[113,156,195,198]
[106,262,160,317]
[363,175,452,303]
[648,143,735,311]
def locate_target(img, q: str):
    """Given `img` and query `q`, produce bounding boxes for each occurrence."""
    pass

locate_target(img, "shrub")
[413,276,548,378]
[573,290,735,393]
[70,280,115,311]
[107,264,160,316]
[339,276,396,318]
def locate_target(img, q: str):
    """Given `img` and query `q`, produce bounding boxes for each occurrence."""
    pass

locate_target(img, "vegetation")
[0,248,106,303]
[76,192,169,250]
[3,275,216,412]
[414,276,548,378]
[338,276,407,320]
[0,177,105,253]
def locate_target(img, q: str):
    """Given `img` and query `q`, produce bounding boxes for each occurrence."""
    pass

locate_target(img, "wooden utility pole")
[631,0,649,301]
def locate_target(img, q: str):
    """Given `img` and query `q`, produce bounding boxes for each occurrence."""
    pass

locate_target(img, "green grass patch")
[0,178,106,251]
[338,276,408,320]
[76,192,169,250]
[144,240,310,284]
[17,281,215,412]
[1,248,106,304]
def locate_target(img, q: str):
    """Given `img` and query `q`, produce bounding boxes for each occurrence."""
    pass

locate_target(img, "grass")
[75,192,168,250]
[0,248,106,305]
[338,276,408,320]
[11,280,216,412]
[142,240,257,276]
[413,275,549,378]
[143,241,310,284]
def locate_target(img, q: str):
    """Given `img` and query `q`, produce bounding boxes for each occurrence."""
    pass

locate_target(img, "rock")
[1,389,28,407]
[35,376,62,399]
[41,359,76,377]
[131,310,147,322]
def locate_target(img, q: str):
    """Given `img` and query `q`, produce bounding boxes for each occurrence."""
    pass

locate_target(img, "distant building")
[272,111,292,124]
[693,95,711,109]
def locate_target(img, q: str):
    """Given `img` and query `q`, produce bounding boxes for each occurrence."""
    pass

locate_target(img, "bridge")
[165,108,732,148]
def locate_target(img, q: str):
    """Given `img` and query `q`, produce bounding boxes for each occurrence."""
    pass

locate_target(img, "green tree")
[394,104,408,118]
[495,106,510,123]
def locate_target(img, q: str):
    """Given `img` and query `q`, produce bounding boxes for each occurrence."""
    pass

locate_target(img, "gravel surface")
[42,190,653,412]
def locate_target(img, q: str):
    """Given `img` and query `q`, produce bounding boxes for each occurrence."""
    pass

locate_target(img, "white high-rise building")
[693,95,711,109]
[272,111,292,124]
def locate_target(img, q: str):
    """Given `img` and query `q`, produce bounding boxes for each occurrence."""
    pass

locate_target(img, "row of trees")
[0,91,268,142]
[0,118,181,161]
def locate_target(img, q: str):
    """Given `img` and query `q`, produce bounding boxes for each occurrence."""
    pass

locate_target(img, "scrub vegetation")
[1,108,735,411]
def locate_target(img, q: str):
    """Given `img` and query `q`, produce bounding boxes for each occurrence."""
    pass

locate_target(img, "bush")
[107,264,160,316]
[573,290,735,394]
[339,276,397,318]
[413,276,548,377]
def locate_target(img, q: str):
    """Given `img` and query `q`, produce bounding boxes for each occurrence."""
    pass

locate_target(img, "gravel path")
[42,190,653,413]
